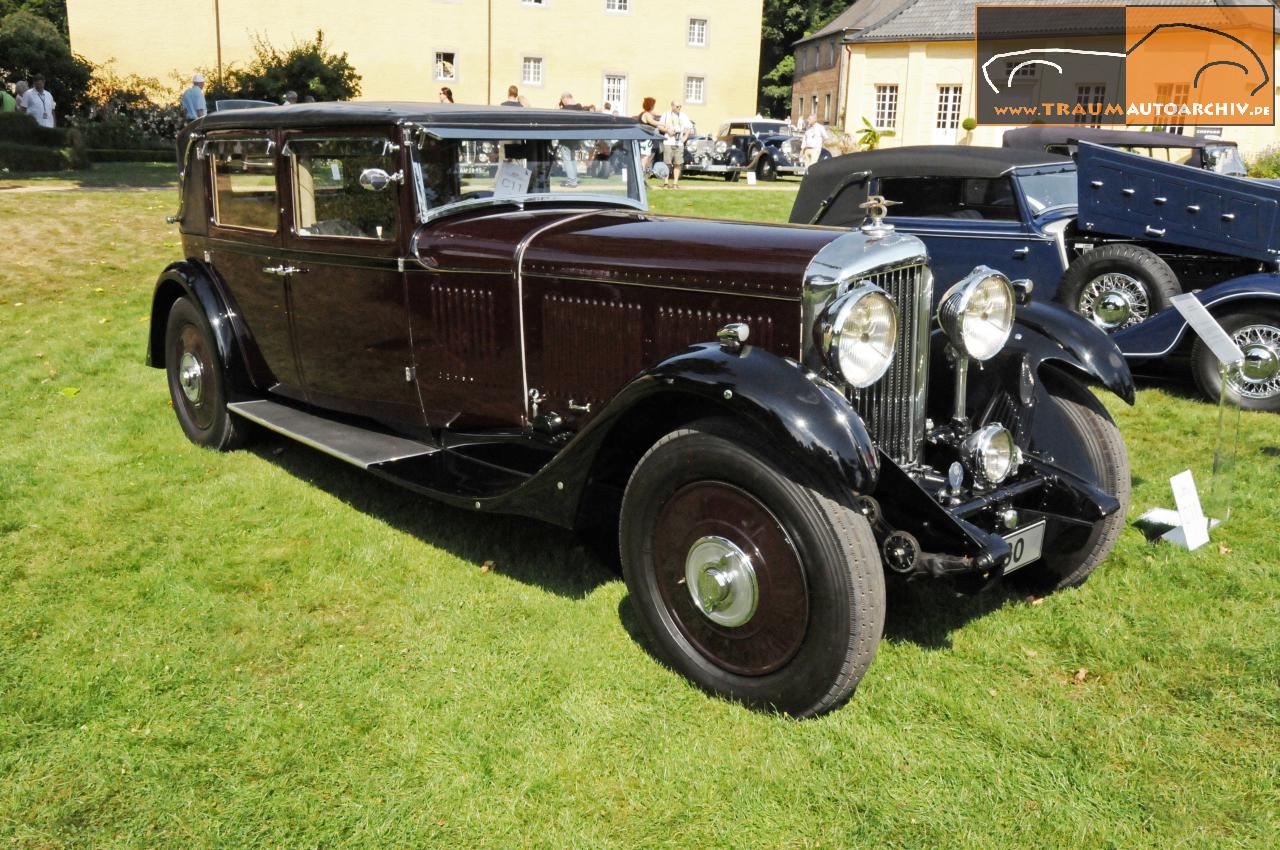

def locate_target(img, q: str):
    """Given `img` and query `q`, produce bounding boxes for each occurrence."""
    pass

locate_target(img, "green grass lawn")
[1,183,1277,849]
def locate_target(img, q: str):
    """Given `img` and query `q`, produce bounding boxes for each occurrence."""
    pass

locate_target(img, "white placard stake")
[1165,470,1211,550]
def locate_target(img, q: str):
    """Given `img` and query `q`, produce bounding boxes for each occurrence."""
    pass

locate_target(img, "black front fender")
[146,260,251,393]
[1008,300,1135,404]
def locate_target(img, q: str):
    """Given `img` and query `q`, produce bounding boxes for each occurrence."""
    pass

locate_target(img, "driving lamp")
[715,140,729,154]
[938,267,1015,361]
[821,284,898,388]
[962,424,1021,485]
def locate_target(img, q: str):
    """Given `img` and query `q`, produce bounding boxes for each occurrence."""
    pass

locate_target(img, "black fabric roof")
[1003,126,1238,151]
[789,145,1071,225]
[192,101,649,133]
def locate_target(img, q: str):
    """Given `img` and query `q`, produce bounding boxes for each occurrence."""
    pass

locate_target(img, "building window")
[1156,82,1190,133]
[685,75,705,105]
[828,41,836,66]
[1074,84,1106,127]
[522,0,545,5]
[605,0,629,12]
[823,93,831,121]
[688,18,707,47]
[811,94,818,117]
[434,52,456,82]
[603,74,627,112]
[936,85,962,130]
[874,84,899,130]
[522,56,543,86]
[1004,59,1037,83]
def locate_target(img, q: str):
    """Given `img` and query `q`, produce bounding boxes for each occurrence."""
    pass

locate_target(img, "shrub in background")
[214,30,361,104]
[1249,146,1280,179]
[0,9,92,119]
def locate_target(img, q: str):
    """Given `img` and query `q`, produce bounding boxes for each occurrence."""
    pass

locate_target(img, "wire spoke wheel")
[1078,272,1150,332]
[1229,323,1280,400]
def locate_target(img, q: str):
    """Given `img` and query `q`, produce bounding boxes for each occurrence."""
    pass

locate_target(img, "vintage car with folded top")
[682,117,825,182]
[792,143,1280,409]
[149,102,1132,717]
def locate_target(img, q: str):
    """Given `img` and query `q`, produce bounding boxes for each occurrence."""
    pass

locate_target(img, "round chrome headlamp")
[715,140,729,154]
[820,284,898,388]
[685,139,699,152]
[962,424,1021,485]
[938,267,1015,361]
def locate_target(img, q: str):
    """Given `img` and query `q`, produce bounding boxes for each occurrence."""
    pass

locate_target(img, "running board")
[227,399,438,469]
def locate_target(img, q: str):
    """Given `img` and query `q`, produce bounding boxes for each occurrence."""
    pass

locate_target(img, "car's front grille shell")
[846,262,933,466]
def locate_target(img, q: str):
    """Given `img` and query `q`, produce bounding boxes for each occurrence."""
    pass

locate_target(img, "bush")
[0,139,68,171]
[214,30,361,103]
[0,10,93,119]
[1248,146,1280,179]
[70,62,186,152]
[87,148,175,163]
[0,110,65,145]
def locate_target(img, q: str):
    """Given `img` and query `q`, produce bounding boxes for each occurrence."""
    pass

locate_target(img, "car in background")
[150,102,1133,716]
[791,143,1280,409]
[1003,126,1250,178]
[681,117,828,181]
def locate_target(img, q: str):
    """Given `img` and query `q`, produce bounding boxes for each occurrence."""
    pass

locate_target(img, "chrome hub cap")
[685,536,758,627]
[178,351,204,404]
[1231,324,1280,399]
[1079,273,1149,331]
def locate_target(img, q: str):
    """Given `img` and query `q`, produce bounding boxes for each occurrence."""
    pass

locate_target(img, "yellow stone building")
[66,0,762,129]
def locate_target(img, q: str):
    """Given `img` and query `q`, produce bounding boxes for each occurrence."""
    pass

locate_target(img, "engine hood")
[519,210,843,298]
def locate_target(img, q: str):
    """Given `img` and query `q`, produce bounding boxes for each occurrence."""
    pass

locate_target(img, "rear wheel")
[1191,308,1280,411]
[619,419,885,717]
[164,297,249,451]
[1057,244,1180,333]
[1012,376,1129,593]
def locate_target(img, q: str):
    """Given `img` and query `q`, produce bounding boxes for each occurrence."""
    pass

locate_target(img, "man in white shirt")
[20,74,55,129]
[180,73,207,121]
[657,101,693,189]
[801,114,827,170]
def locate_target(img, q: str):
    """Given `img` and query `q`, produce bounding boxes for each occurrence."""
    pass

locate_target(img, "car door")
[279,131,425,427]
[203,132,304,402]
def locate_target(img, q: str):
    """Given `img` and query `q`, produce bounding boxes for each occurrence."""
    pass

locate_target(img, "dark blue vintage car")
[682,118,827,182]
[791,143,1280,409]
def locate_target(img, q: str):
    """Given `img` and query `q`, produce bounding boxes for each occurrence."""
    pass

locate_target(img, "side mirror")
[359,167,401,192]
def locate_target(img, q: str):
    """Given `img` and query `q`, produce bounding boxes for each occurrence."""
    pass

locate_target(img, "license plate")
[1001,520,1046,574]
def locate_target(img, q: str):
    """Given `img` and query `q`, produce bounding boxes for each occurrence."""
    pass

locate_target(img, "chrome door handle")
[262,265,305,276]
[1012,247,1030,257]
[1144,226,1166,237]
[1222,213,1236,222]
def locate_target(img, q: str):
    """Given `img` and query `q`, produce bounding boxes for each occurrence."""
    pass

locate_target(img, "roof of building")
[844,0,1279,44]
[794,0,912,46]
[193,101,650,134]
[789,145,1071,225]
[1004,126,1239,151]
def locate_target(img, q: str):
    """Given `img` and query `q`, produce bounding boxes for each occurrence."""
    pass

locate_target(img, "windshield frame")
[1014,164,1079,218]
[409,131,649,224]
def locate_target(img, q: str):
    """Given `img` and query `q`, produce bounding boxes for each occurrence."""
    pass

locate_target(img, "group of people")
[1,74,57,129]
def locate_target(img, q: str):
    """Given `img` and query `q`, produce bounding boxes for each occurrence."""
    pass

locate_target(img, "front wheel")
[619,420,885,717]
[1012,376,1130,593]
[164,296,249,451]
[1191,308,1280,411]
[757,157,778,182]
[1056,244,1180,333]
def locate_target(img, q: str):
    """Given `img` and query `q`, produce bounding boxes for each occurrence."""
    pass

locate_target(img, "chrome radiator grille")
[847,263,932,466]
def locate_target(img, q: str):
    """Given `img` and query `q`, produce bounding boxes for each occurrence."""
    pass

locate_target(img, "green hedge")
[0,112,67,147]
[87,148,176,164]
[1249,147,1280,179]
[0,141,70,171]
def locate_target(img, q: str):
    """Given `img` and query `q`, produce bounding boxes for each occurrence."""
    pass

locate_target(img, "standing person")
[657,100,692,189]
[637,96,661,173]
[801,114,826,171]
[0,84,15,113]
[501,85,521,106]
[283,90,298,105]
[19,74,55,128]
[13,80,28,113]
[438,87,454,104]
[180,73,207,122]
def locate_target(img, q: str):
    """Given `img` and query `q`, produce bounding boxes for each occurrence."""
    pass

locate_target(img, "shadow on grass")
[247,433,616,600]
[881,577,1019,649]
[0,162,178,190]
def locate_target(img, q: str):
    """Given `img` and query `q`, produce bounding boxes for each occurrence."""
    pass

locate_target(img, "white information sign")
[1170,293,1244,366]
[493,160,532,198]
[1165,469,1211,550]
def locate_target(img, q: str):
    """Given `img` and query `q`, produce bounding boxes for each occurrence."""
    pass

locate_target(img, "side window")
[209,137,277,232]
[288,137,399,240]
[879,177,1018,221]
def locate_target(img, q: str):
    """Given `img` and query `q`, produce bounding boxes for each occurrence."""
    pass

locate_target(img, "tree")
[218,31,361,103]
[758,1,848,118]
[0,1,66,36]
[0,9,91,118]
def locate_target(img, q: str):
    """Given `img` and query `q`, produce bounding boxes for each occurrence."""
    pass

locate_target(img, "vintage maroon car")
[149,103,1133,716]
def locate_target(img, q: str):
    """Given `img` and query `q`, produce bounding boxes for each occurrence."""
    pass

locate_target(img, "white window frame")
[685,75,706,105]
[522,56,544,87]
[522,0,546,6]
[874,84,899,130]
[936,85,962,130]
[434,50,457,82]
[688,17,707,47]
[605,0,630,13]
[603,74,627,113]
[1074,83,1107,128]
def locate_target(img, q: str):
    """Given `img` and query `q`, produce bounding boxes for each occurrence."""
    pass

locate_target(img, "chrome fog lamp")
[962,424,1021,485]
[820,284,898,388]
[715,140,729,154]
[938,267,1016,361]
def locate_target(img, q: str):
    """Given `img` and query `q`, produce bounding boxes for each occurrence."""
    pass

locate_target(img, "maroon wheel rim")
[652,481,808,676]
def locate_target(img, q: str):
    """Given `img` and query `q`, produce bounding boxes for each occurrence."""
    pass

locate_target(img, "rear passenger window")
[288,137,399,240]
[209,138,278,232]
[879,176,1019,221]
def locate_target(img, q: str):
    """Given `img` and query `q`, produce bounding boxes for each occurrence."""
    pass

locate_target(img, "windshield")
[751,122,790,136]
[413,136,643,218]
[1204,144,1248,177]
[1017,167,1078,214]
